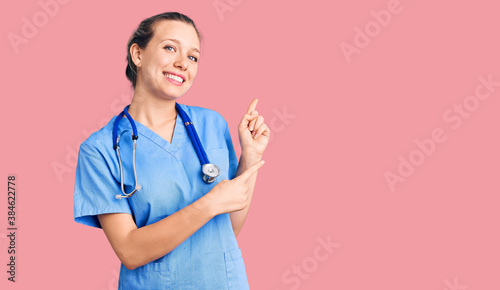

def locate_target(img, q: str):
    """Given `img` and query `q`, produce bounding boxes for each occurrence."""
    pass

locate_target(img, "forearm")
[125,195,215,270]
[229,151,262,236]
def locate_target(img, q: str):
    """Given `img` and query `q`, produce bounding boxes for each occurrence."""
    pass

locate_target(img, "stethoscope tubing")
[175,103,209,165]
[112,103,220,199]
[113,107,138,149]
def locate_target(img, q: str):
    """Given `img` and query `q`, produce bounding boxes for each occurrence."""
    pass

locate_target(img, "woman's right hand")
[205,160,265,215]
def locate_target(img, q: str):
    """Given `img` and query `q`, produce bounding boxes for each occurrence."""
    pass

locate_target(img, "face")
[132,20,201,99]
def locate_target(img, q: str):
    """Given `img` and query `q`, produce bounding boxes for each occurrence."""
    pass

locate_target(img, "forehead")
[152,20,200,50]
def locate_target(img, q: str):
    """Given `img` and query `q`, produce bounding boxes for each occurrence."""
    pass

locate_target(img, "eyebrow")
[161,38,200,54]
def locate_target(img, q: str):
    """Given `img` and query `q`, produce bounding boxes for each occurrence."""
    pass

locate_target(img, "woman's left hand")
[238,98,270,157]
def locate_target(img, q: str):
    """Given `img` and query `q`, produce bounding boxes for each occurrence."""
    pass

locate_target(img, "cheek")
[188,68,198,82]
[141,65,157,81]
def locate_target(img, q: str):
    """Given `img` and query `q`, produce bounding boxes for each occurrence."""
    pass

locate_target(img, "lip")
[163,71,186,82]
[165,76,183,86]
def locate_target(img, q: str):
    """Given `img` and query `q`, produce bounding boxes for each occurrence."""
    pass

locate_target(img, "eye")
[164,45,198,62]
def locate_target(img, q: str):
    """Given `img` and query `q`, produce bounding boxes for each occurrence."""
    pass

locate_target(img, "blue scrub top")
[74,103,249,289]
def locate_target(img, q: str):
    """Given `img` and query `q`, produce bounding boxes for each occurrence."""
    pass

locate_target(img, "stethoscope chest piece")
[202,163,220,183]
[113,103,222,199]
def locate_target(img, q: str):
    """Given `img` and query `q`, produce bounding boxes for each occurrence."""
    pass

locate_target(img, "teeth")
[164,73,184,83]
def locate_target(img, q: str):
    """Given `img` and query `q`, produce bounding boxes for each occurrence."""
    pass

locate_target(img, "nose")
[173,53,188,71]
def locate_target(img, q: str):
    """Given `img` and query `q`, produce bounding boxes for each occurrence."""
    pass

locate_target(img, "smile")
[163,72,185,85]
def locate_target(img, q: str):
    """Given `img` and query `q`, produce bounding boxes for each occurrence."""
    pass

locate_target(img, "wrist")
[200,187,221,217]
[241,150,262,161]
[197,192,219,218]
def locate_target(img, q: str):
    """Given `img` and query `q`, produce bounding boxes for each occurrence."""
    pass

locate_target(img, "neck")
[127,89,178,128]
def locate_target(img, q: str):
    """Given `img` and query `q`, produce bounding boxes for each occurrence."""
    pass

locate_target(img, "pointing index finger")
[247,98,259,114]
[237,160,265,182]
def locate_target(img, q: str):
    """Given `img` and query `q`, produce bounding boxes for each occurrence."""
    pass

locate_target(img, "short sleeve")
[223,120,239,180]
[74,142,132,229]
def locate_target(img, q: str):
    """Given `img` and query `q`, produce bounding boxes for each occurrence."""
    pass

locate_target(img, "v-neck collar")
[114,103,189,155]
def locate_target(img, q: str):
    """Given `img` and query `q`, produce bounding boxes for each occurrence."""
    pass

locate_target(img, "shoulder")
[78,116,117,156]
[179,103,228,127]
[179,104,232,149]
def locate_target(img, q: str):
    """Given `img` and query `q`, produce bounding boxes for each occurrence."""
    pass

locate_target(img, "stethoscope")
[112,103,220,199]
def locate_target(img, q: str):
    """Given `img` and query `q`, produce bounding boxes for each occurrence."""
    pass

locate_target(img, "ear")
[129,43,142,67]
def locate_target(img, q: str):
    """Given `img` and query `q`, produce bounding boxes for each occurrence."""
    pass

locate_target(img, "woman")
[74,12,269,289]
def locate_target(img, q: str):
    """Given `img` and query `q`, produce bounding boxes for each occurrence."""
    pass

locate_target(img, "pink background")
[1,0,499,289]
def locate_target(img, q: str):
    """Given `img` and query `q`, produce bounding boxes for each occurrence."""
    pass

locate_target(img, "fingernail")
[250,126,253,131]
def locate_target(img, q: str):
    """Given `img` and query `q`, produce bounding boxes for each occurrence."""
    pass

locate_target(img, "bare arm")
[97,160,264,271]
[229,151,262,237]
[98,195,215,270]
[231,98,270,237]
